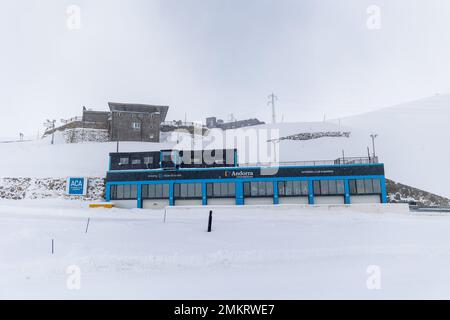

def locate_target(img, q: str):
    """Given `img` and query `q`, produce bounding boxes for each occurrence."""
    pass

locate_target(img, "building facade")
[45,103,169,143]
[105,149,387,209]
[108,103,169,142]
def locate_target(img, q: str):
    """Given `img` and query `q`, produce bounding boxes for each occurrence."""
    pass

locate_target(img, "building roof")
[108,102,169,122]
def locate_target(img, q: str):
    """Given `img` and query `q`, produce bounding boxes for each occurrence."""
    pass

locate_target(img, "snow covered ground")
[1,200,450,300]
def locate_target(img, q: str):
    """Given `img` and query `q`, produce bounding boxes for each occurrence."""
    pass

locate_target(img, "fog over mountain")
[2,0,450,138]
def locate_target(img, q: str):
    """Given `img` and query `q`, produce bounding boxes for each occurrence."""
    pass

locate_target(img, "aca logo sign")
[66,177,87,195]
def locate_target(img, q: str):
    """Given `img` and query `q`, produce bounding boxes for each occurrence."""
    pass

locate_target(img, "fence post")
[207,210,213,232]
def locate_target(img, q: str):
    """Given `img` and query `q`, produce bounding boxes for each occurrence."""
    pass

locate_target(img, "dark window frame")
[206,182,236,198]
[349,179,382,195]
[110,184,138,200]
[142,184,170,199]
[314,180,345,196]
[174,183,202,200]
[244,181,274,198]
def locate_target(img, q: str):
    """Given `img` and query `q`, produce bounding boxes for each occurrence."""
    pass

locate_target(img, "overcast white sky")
[1,0,450,138]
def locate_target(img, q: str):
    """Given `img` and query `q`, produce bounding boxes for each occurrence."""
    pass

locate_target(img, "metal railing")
[239,157,378,168]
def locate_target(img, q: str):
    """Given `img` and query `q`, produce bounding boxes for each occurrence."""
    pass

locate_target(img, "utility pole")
[267,93,278,124]
[370,134,378,160]
[44,119,56,145]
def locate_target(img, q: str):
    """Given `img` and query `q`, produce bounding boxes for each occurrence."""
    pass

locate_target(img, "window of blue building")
[313,180,345,195]
[142,184,170,199]
[111,184,138,200]
[349,179,381,194]
[278,181,309,196]
[174,183,202,199]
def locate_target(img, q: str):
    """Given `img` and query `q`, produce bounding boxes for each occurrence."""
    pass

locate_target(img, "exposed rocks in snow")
[386,179,450,207]
[0,178,105,201]
[62,128,109,144]
[268,131,351,142]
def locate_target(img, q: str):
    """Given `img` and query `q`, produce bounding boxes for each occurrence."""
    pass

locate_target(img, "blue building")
[105,149,387,208]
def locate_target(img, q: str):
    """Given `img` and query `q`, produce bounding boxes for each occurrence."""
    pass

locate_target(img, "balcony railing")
[239,156,378,168]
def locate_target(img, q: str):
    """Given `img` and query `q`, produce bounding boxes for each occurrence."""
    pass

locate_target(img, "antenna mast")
[267,93,278,124]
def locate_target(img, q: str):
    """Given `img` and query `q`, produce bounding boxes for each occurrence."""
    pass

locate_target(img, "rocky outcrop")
[269,131,351,142]
[386,179,450,207]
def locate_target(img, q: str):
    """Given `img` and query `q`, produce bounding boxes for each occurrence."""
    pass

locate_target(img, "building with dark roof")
[107,102,169,142]
[45,102,169,143]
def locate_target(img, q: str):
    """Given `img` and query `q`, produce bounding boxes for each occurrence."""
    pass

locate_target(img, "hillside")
[386,179,449,207]
[340,94,450,198]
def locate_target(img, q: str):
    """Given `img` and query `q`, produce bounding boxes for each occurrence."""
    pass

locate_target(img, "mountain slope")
[340,94,450,198]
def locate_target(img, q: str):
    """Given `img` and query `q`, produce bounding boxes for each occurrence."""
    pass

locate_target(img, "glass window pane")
[161,184,168,198]
[278,182,285,196]
[213,183,221,197]
[174,184,180,197]
[228,183,235,196]
[301,181,309,195]
[266,182,274,196]
[220,183,228,197]
[320,180,329,195]
[155,184,163,198]
[356,179,365,194]
[313,181,321,195]
[207,183,213,197]
[148,185,154,198]
[244,183,251,196]
[117,185,124,199]
[349,180,357,194]
[143,156,153,164]
[187,183,195,197]
[286,181,293,196]
[251,182,259,196]
[292,181,301,196]
[180,184,187,197]
[122,185,130,198]
[328,180,337,194]
[130,185,137,199]
[258,182,266,196]
[336,180,345,194]
[373,179,381,194]
[195,184,202,197]
[364,179,374,194]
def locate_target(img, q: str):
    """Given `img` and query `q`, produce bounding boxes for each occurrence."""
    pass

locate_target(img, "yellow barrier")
[89,203,114,209]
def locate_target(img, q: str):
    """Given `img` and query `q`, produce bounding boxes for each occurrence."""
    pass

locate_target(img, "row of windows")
[314,180,345,195]
[119,156,155,165]
[111,179,384,200]
[244,182,274,197]
[278,180,309,196]
[142,184,170,199]
[115,112,156,118]
[111,184,138,200]
[349,179,381,195]
[174,183,203,199]
[207,183,236,198]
